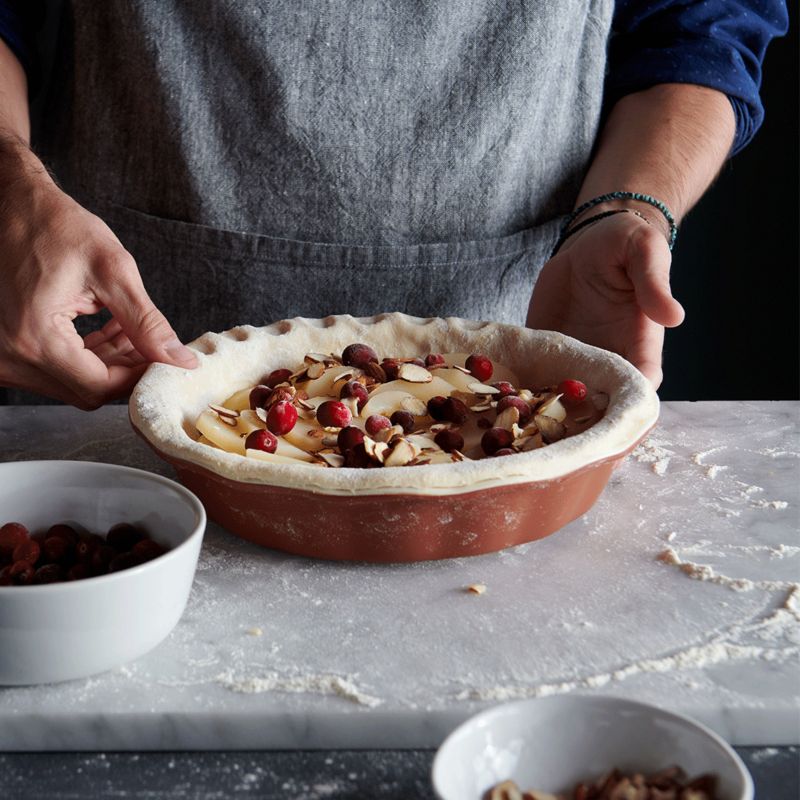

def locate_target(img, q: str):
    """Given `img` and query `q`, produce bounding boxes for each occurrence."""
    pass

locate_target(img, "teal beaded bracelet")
[561,191,678,250]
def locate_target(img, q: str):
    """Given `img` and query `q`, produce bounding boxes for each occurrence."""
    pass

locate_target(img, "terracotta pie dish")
[129,314,659,562]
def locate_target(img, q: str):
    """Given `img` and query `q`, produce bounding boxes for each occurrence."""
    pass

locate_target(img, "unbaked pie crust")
[129,313,659,496]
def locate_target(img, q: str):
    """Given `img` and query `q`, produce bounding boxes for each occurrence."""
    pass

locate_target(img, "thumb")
[93,251,198,368]
[627,226,685,328]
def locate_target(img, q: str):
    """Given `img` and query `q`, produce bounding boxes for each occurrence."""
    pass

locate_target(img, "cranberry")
[337,426,365,453]
[67,563,90,581]
[340,380,369,411]
[407,357,426,368]
[106,524,144,551]
[441,397,469,425]
[33,564,64,584]
[248,384,272,410]
[12,539,40,565]
[132,539,167,562]
[90,544,117,575]
[341,343,378,368]
[477,417,492,429]
[381,358,401,380]
[76,532,104,562]
[9,561,35,585]
[245,429,278,453]
[267,400,298,435]
[497,395,532,425]
[390,410,415,434]
[434,429,465,453]
[42,536,72,563]
[427,396,448,421]
[425,353,446,368]
[264,368,293,388]
[494,448,515,457]
[47,524,78,545]
[558,379,588,407]
[343,442,372,469]
[492,381,517,397]
[466,353,493,382]
[317,400,352,428]
[481,427,513,456]
[109,552,142,573]
[365,414,392,436]
[0,522,28,556]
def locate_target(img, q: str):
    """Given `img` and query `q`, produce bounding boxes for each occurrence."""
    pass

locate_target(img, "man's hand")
[527,212,684,388]
[0,153,197,409]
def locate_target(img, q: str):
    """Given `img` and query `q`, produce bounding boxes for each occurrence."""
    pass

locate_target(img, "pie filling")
[194,345,608,469]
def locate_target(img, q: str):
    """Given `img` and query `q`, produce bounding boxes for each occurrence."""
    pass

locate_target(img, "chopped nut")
[383,438,418,467]
[495,405,520,431]
[209,404,239,425]
[397,362,433,383]
[466,582,486,595]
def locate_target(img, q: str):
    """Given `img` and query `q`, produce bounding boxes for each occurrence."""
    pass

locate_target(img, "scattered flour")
[632,437,674,476]
[216,670,382,708]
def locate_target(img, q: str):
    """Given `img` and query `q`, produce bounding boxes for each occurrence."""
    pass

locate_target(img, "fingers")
[627,226,685,328]
[91,251,198,369]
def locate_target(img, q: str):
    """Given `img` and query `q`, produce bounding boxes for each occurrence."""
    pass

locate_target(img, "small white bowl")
[0,460,205,685]
[432,695,753,800]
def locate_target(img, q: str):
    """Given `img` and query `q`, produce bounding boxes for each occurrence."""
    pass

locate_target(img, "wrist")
[0,134,55,194]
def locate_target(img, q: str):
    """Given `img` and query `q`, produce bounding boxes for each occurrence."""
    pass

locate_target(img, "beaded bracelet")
[559,191,678,250]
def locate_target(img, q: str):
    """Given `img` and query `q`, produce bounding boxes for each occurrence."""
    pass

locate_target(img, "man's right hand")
[0,145,197,409]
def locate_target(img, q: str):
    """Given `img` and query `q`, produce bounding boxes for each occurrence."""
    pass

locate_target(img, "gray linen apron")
[10,0,614,403]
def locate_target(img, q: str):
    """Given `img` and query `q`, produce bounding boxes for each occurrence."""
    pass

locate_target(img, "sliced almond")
[469,402,493,412]
[321,434,339,447]
[399,396,427,416]
[317,452,345,468]
[452,364,471,374]
[376,424,405,443]
[397,363,433,383]
[254,406,268,423]
[340,396,361,418]
[304,352,330,365]
[467,381,500,395]
[535,414,566,444]
[466,583,487,595]
[305,362,326,380]
[363,436,389,464]
[364,362,387,383]
[537,393,567,422]
[495,405,520,431]
[510,422,525,440]
[209,404,240,425]
[517,389,534,403]
[383,438,418,467]
[518,431,544,451]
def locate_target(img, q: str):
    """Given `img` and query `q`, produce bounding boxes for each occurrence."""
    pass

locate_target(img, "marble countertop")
[0,402,797,751]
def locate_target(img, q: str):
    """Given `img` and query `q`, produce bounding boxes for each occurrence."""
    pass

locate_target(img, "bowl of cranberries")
[130,313,659,562]
[0,460,205,685]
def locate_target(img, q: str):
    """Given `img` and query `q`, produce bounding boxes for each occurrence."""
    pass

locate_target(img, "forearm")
[577,83,736,227]
[0,36,30,143]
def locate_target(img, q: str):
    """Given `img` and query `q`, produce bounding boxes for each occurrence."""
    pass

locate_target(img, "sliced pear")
[368,376,455,404]
[283,417,327,452]
[245,448,311,465]
[222,386,254,412]
[299,366,362,397]
[274,437,317,462]
[196,410,246,455]
[360,389,434,420]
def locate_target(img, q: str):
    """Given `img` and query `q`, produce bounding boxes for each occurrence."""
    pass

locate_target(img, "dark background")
[20,4,800,403]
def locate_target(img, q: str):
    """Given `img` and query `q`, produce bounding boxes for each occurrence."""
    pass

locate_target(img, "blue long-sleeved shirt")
[0,1,789,156]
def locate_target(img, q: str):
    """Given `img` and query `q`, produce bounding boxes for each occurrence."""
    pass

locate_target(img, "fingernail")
[165,340,198,368]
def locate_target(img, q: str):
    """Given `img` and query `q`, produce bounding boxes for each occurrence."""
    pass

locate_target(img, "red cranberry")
[91,544,117,575]
[47,524,78,545]
[481,427,513,456]
[496,395,532,425]
[365,414,392,436]
[106,524,144,551]
[494,448,515,457]
[558,379,588,407]
[407,357,426,367]
[434,429,465,453]
[0,522,28,556]
[76,532,104,563]
[267,400,298,435]
[343,442,372,469]
[381,358,401,380]
[427,396,449,421]
[132,539,167,562]
[492,381,517,397]
[342,343,378,368]
[67,563,90,581]
[109,552,142,573]
[466,353,493,382]
[337,426,365,452]
[248,384,272,410]
[9,561,35,585]
[317,400,352,428]
[264,368,293,388]
[12,539,40,565]
[42,536,72,563]
[33,564,64,584]
[245,429,278,453]
[425,353,446,368]
[442,397,469,425]
[339,380,369,411]
[390,410,415,434]
[477,417,492,429]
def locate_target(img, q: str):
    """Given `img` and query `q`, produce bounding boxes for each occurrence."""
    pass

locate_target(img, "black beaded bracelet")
[559,191,678,250]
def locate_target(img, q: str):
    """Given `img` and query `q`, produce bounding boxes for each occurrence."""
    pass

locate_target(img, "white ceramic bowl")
[0,461,205,685]
[432,695,753,800]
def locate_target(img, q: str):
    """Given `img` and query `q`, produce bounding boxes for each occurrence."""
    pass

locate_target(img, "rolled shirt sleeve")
[608,0,789,155]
